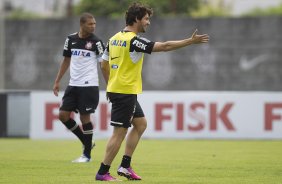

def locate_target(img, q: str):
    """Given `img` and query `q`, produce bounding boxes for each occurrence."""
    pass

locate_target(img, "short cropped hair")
[125,2,153,26]
[80,12,94,25]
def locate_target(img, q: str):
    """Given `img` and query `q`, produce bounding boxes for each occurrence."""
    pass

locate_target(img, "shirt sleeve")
[130,36,155,54]
[101,42,109,62]
[96,40,106,62]
[63,37,72,57]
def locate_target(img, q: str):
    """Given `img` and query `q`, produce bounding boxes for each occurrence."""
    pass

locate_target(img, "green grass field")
[1,139,282,184]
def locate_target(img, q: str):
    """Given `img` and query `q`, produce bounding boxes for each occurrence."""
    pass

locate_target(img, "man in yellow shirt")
[96,2,209,181]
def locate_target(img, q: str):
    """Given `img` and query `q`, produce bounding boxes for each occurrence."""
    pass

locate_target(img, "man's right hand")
[53,82,60,96]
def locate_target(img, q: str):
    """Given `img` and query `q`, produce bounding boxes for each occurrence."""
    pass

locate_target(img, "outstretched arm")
[152,29,209,52]
[53,57,71,96]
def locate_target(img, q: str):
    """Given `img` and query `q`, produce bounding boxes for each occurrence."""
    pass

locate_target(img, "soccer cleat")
[117,166,141,180]
[72,154,91,163]
[95,172,120,181]
[76,141,95,162]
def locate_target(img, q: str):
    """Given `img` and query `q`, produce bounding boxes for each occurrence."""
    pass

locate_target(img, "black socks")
[97,156,131,175]
[63,118,84,144]
[98,163,111,175]
[63,119,94,159]
[121,155,131,168]
[82,122,93,158]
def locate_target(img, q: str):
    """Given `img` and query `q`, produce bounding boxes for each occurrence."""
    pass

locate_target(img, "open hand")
[191,29,209,44]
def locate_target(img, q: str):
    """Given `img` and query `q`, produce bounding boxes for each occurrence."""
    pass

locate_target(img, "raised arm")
[152,29,209,52]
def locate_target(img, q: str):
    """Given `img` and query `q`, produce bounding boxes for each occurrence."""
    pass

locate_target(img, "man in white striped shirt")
[53,13,105,163]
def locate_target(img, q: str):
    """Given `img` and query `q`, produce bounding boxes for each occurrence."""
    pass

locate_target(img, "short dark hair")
[80,12,94,25]
[125,2,153,26]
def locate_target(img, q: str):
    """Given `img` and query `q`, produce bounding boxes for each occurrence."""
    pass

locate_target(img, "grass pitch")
[0,139,282,184]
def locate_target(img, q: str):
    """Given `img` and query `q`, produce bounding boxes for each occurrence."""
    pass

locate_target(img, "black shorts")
[60,86,99,114]
[108,92,144,128]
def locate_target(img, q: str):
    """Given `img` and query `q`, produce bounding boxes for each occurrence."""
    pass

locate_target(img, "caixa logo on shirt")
[111,39,126,47]
[71,50,91,57]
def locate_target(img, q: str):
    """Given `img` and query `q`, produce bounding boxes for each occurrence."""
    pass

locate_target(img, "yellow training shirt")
[104,31,154,94]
